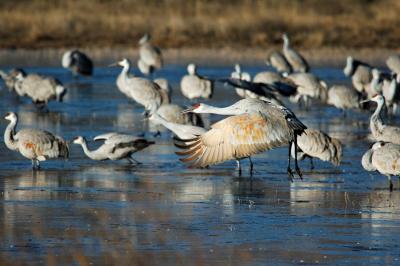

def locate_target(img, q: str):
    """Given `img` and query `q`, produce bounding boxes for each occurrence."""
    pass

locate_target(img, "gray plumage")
[369,69,400,114]
[364,94,400,144]
[386,54,400,75]
[287,73,328,104]
[343,56,372,94]
[231,64,253,99]
[73,133,154,162]
[4,112,69,169]
[253,71,297,97]
[14,73,66,105]
[137,34,163,76]
[62,50,93,76]
[362,141,400,191]
[0,68,26,91]
[154,78,171,104]
[149,113,207,139]
[180,64,213,100]
[114,58,162,114]
[265,51,292,74]
[327,85,362,111]
[291,128,342,168]
[282,34,309,73]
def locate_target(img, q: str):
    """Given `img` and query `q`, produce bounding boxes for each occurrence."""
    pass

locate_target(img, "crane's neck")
[283,36,289,49]
[120,63,132,82]
[196,104,242,116]
[79,140,105,160]
[370,99,385,132]
[4,118,18,150]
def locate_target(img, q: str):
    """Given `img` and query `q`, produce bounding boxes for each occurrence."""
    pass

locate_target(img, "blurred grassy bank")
[0,0,399,49]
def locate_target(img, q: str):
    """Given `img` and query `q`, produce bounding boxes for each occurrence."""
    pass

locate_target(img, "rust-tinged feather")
[175,144,202,156]
[180,148,203,163]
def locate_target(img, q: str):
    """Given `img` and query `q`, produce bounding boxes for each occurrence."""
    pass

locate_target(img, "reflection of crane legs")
[127,157,142,165]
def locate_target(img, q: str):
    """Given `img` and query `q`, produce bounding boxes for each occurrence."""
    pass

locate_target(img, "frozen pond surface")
[0,63,399,265]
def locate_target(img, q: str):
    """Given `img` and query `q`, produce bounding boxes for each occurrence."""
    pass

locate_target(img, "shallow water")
[0,64,399,265]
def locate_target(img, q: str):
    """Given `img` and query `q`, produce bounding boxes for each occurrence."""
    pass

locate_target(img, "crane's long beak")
[360,99,371,104]
[108,62,118,67]
[182,107,196,114]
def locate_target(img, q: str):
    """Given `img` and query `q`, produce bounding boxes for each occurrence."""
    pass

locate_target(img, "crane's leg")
[388,175,393,192]
[248,157,254,174]
[31,160,36,170]
[153,130,161,138]
[294,135,303,179]
[127,157,142,165]
[287,141,294,181]
[236,159,242,176]
[309,157,314,170]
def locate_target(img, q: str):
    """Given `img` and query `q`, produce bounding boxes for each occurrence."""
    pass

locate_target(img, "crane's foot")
[296,166,303,180]
[287,167,294,182]
[153,131,161,138]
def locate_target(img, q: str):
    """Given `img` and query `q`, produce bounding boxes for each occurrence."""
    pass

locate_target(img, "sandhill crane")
[137,34,163,76]
[62,50,93,76]
[291,129,342,169]
[176,98,307,178]
[253,71,297,96]
[112,58,162,115]
[14,73,67,107]
[154,78,171,104]
[327,85,362,114]
[343,56,372,94]
[4,112,69,169]
[369,69,400,114]
[231,64,253,98]
[73,133,154,163]
[180,64,213,100]
[386,54,400,75]
[361,94,400,144]
[287,73,328,105]
[362,141,400,191]
[0,68,26,91]
[282,34,309,73]
[265,50,292,74]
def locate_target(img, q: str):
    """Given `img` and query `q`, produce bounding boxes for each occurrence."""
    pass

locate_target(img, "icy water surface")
[0,64,399,265]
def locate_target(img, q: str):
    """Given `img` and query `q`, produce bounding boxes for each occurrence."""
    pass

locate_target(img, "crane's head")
[343,56,354,76]
[56,85,67,102]
[4,112,17,122]
[187,63,197,75]
[109,58,130,68]
[138,33,151,45]
[72,136,85,145]
[234,64,241,73]
[282,33,289,45]
[182,103,204,114]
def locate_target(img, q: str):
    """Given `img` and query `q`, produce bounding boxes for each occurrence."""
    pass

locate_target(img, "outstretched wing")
[175,112,291,168]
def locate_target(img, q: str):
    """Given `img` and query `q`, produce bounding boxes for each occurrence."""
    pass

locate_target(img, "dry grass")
[1,0,400,49]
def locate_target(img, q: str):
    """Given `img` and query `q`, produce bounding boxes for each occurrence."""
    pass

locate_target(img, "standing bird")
[386,54,400,76]
[0,68,26,91]
[231,64,253,99]
[137,34,163,76]
[62,50,93,76]
[282,33,309,73]
[176,98,307,178]
[291,129,342,169]
[362,94,400,144]
[73,133,154,163]
[14,73,67,107]
[112,58,162,115]
[4,112,69,169]
[265,51,292,75]
[287,73,328,105]
[362,141,400,191]
[343,56,372,94]
[154,78,171,104]
[180,64,213,100]
[369,69,400,114]
[327,85,362,114]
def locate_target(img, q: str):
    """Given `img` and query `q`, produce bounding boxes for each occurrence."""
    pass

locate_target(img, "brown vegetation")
[0,0,400,49]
